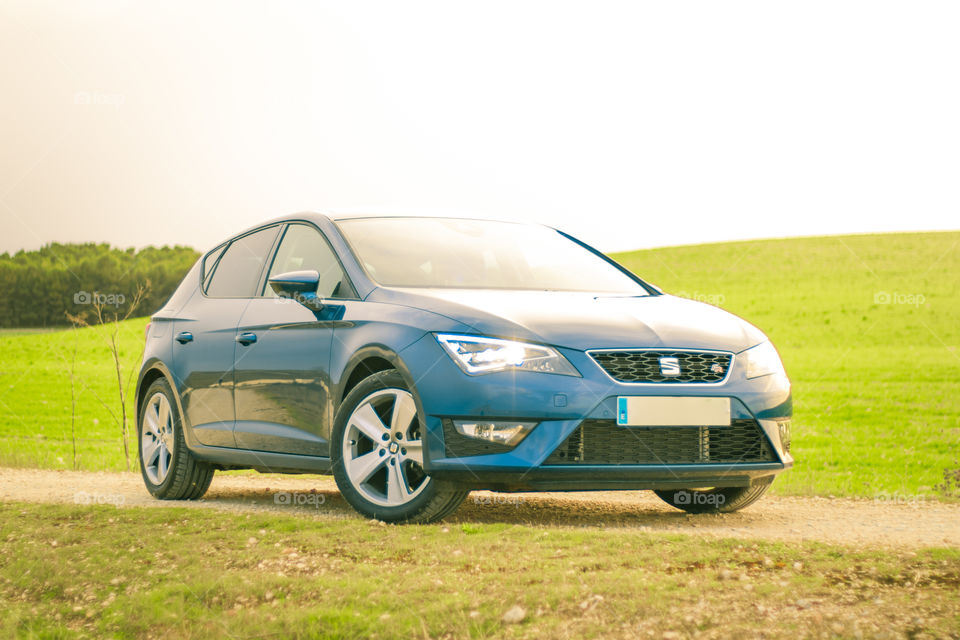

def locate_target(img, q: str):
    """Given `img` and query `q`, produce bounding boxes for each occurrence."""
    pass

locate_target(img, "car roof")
[325,211,526,223]
[229,211,533,233]
[210,211,543,254]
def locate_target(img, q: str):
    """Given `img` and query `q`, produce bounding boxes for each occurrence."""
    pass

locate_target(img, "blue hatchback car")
[136,213,793,522]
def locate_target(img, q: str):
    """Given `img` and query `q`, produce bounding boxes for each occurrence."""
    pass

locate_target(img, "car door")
[232,222,357,456]
[171,225,281,448]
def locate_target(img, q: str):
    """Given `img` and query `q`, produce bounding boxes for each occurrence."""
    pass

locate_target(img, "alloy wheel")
[141,392,175,485]
[342,388,430,507]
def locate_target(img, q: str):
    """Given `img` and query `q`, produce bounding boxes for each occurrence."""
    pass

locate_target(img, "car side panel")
[169,296,250,447]
[232,297,339,456]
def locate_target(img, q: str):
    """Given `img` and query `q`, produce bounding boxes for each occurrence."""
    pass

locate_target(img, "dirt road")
[1,467,957,549]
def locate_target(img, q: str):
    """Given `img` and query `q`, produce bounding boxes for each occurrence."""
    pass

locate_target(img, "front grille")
[544,419,776,465]
[441,419,514,458]
[590,350,732,383]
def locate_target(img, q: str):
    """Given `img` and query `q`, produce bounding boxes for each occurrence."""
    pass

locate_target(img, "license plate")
[616,396,731,427]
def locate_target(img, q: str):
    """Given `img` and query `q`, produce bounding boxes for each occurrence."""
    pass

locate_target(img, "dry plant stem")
[66,282,150,472]
[69,329,79,471]
[57,323,83,471]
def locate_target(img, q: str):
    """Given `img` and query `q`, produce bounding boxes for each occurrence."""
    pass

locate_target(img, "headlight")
[742,341,787,379]
[435,334,580,376]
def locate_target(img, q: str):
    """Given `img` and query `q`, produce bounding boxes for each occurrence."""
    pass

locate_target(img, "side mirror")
[268,270,324,311]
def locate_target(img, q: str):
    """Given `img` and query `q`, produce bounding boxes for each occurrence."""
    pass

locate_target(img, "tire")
[331,370,468,523]
[138,377,214,500]
[654,477,774,514]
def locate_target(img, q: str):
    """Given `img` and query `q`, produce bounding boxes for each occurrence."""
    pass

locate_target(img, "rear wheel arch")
[137,365,170,420]
[136,362,195,446]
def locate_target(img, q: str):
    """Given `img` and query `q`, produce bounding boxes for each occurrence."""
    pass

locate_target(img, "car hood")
[368,288,767,352]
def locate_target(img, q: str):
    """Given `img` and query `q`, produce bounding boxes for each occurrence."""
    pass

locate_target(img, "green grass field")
[2,503,958,639]
[0,232,957,498]
[0,317,149,472]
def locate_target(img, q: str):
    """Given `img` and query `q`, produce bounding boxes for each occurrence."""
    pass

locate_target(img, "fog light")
[453,420,536,446]
[777,420,791,452]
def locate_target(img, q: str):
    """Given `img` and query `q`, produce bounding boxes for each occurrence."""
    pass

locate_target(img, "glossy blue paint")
[136,212,793,487]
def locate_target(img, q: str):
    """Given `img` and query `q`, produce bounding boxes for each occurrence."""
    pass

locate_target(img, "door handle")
[235,332,258,346]
[175,331,193,344]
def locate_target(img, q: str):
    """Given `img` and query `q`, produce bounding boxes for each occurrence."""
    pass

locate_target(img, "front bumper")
[398,334,793,491]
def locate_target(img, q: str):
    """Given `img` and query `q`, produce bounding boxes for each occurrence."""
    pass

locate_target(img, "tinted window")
[337,218,647,293]
[205,226,280,298]
[265,224,353,298]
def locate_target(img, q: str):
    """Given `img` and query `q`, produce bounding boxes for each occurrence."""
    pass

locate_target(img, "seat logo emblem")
[659,357,681,377]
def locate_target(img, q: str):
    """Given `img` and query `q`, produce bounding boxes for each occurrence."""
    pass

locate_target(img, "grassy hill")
[0,231,957,498]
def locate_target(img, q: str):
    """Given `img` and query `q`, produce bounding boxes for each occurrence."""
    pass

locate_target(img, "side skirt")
[188,442,332,474]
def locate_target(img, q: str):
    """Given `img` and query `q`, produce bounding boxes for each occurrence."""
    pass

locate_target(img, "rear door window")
[205,226,280,298]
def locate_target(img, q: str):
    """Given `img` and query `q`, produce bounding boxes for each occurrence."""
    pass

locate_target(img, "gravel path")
[1,467,957,549]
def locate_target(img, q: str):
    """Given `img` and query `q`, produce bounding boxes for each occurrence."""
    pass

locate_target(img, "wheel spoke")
[349,403,388,442]
[142,437,161,466]
[386,462,411,504]
[143,405,160,437]
[157,444,169,480]
[401,440,423,465]
[347,449,387,484]
[389,391,417,434]
[157,398,170,434]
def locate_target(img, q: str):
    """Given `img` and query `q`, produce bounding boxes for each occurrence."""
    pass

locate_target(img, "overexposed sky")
[1,0,958,255]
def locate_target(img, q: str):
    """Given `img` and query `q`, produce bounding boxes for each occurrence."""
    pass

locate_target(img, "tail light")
[144,321,152,343]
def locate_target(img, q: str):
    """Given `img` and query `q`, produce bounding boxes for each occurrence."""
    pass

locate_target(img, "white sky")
[1,1,958,255]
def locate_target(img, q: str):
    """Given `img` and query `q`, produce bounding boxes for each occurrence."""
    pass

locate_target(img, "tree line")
[0,243,200,327]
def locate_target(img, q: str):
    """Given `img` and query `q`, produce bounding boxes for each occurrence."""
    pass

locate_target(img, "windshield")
[336,217,649,294]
